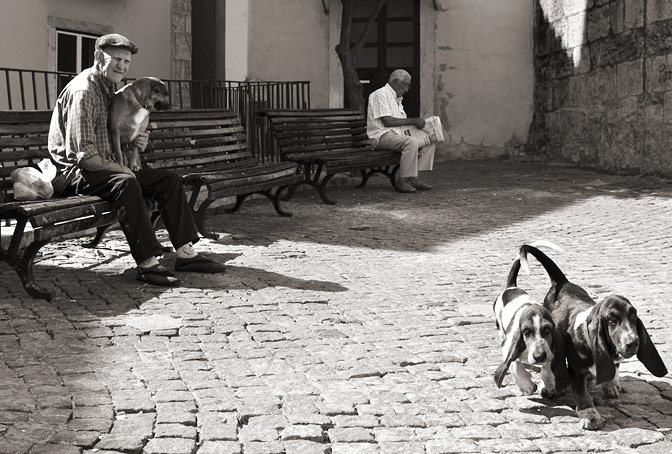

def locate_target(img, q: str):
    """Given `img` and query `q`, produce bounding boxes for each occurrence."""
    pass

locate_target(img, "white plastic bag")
[10,159,56,200]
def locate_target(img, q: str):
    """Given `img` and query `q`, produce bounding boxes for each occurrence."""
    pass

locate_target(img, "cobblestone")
[1,159,672,453]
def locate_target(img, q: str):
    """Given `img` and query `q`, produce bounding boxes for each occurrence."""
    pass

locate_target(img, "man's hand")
[413,118,426,129]
[80,154,135,176]
[133,130,150,152]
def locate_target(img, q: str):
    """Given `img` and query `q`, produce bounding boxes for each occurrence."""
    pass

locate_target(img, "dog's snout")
[624,337,639,351]
[533,351,547,363]
[155,100,171,110]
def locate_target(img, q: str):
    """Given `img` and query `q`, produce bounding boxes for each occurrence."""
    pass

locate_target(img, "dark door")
[349,0,420,116]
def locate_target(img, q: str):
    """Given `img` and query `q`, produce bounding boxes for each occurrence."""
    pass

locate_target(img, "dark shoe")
[408,177,432,190]
[136,264,180,286]
[395,178,416,193]
[175,255,226,273]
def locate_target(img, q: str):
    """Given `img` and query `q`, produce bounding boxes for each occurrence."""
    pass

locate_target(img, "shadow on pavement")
[214,160,672,252]
[520,376,672,431]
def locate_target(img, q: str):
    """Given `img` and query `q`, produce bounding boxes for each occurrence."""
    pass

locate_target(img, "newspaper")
[400,116,445,147]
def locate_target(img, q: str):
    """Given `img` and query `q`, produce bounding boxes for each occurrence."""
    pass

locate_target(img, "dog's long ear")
[550,328,570,390]
[494,330,526,388]
[636,317,668,377]
[589,309,616,385]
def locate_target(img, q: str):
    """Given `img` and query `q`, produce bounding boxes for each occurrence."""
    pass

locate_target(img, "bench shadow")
[519,376,672,431]
[6,251,347,316]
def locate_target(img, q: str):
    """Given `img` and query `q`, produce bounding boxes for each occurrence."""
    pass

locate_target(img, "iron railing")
[0,67,310,159]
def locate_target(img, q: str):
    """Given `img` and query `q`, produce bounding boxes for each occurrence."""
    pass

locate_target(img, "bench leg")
[317,174,337,205]
[15,241,52,300]
[224,194,249,214]
[269,187,293,217]
[193,199,219,240]
[357,165,400,191]
[82,225,115,249]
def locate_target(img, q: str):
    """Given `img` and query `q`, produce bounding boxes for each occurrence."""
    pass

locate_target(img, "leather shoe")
[136,264,180,286]
[395,178,416,193]
[175,255,226,273]
[408,177,432,190]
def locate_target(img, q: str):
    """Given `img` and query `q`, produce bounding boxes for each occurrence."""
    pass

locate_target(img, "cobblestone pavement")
[1,159,672,454]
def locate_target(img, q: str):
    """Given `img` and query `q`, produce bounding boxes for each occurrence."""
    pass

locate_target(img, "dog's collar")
[130,84,150,109]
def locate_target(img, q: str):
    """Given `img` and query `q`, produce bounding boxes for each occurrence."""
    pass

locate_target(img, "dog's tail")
[505,259,522,288]
[506,240,562,288]
[519,241,567,286]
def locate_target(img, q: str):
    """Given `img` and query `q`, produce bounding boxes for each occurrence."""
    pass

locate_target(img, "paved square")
[1,159,671,453]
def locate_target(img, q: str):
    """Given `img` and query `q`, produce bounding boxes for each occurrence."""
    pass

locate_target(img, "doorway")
[350,0,420,116]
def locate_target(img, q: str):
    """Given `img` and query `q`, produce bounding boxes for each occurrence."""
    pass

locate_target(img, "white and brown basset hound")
[520,244,668,430]
[493,242,568,398]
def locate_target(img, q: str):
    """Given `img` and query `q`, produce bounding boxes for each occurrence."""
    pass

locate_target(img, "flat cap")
[95,33,138,54]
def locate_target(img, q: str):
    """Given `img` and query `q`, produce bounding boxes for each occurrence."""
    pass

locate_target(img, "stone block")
[625,0,644,29]
[647,0,672,24]
[552,78,570,110]
[567,13,587,47]
[628,59,644,95]
[618,62,630,98]
[663,91,672,123]
[146,438,197,454]
[587,5,611,42]
[646,55,670,92]
[196,441,242,454]
[611,0,625,34]
[588,67,618,103]
[645,100,664,124]
[646,18,672,56]
[564,0,588,16]
[574,45,592,73]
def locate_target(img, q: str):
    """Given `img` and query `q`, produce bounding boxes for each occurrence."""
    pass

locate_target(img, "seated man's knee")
[401,137,420,153]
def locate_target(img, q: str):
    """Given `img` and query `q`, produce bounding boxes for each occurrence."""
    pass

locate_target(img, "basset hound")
[493,241,568,398]
[519,244,668,430]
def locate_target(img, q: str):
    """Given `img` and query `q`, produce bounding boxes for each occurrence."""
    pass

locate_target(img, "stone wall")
[533,0,672,176]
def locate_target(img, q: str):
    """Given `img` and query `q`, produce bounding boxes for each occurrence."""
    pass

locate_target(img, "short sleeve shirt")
[366,83,407,140]
[48,67,116,188]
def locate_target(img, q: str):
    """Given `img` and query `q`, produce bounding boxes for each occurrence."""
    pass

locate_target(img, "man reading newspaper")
[366,69,443,193]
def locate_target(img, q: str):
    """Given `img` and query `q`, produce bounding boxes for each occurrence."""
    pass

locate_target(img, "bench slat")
[193,162,297,186]
[27,201,112,228]
[14,195,107,217]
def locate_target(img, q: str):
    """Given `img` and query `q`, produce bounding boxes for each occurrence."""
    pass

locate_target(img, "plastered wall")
[433,0,535,159]
[0,0,172,80]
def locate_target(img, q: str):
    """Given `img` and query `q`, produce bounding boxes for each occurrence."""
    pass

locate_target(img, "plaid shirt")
[366,83,407,140]
[48,67,116,191]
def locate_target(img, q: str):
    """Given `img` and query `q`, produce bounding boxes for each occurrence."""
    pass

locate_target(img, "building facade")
[14,0,646,174]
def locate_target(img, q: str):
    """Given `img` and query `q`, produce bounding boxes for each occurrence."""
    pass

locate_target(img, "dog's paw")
[541,387,563,399]
[601,382,623,399]
[577,408,606,430]
[516,380,537,396]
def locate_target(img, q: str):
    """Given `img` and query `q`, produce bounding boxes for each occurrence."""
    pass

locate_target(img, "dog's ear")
[494,330,526,388]
[589,309,616,385]
[550,328,570,390]
[636,317,668,377]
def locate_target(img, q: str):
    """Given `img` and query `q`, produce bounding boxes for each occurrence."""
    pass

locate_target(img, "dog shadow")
[520,375,672,431]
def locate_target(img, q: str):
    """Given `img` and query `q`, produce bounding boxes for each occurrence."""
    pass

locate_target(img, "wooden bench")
[262,108,400,204]
[0,109,301,300]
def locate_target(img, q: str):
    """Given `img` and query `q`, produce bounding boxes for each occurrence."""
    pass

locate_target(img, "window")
[57,30,98,92]
[57,30,98,73]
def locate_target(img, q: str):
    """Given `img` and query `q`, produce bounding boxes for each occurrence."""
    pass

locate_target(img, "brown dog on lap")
[108,77,170,171]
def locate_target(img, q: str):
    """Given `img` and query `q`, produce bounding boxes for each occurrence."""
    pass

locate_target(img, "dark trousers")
[64,168,199,264]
